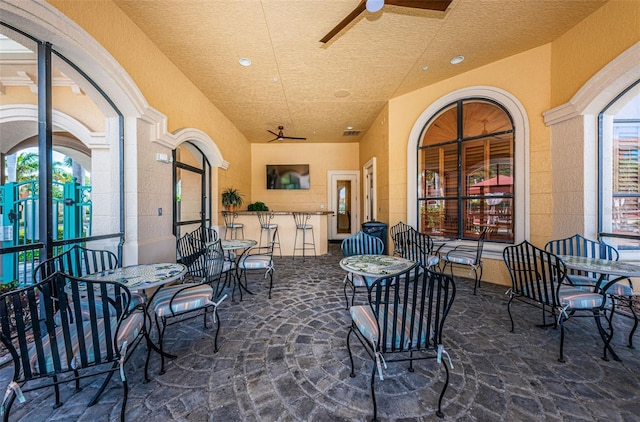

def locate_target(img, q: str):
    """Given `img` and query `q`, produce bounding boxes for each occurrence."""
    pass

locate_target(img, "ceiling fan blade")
[267,129,279,137]
[267,137,278,143]
[282,136,307,140]
[320,0,367,43]
[385,0,452,11]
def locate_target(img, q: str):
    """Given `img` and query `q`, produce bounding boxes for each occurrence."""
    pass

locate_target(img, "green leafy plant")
[221,187,244,210]
[0,280,19,295]
[247,201,269,211]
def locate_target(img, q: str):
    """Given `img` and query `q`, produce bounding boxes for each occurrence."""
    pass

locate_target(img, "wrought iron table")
[339,254,416,278]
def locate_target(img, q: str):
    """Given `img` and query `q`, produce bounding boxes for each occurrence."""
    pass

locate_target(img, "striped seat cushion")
[239,255,272,270]
[558,286,605,309]
[567,275,633,296]
[29,311,145,375]
[350,305,433,350]
[444,251,476,265]
[151,283,213,317]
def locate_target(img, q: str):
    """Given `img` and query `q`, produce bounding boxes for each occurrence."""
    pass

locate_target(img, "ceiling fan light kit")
[366,0,384,13]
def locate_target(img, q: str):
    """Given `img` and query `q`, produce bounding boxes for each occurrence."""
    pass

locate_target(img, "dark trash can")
[361,221,388,255]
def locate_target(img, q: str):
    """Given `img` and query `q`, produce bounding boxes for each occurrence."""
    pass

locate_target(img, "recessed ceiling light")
[422,65,429,71]
[334,89,351,98]
[238,58,251,66]
[346,126,353,130]
[450,55,464,65]
[273,77,278,82]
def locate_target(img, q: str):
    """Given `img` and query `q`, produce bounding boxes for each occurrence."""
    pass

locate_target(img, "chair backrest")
[544,233,618,279]
[257,211,274,227]
[473,227,490,264]
[222,211,238,227]
[341,230,384,257]
[0,272,134,387]
[292,212,310,228]
[368,265,456,353]
[204,239,225,293]
[545,234,619,260]
[390,221,412,255]
[189,226,218,244]
[177,233,208,280]
[395,228,435,266]
[503,240,565,306]
[33,245,118,283]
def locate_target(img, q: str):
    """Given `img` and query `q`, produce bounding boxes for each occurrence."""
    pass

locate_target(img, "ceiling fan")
[320,0,452,43]
[267,126,307,142]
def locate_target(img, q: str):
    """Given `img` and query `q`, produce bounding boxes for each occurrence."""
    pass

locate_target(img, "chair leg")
[53,376,62,408]
[89,366,116,406]
[370,359,378,422]
[343,275,350,310]
[558,315,566,363]
[120,376,128,422]
[628,300,638,348]
[346,327,357,378]
[436,358,450,418]
[507,293,516,332]
[213,307,221,353]
[2,392,16,422]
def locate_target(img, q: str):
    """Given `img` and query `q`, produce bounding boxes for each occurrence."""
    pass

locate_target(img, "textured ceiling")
[112,0,607,143]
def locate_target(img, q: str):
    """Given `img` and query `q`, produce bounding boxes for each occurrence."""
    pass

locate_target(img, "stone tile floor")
[2,243,639,421]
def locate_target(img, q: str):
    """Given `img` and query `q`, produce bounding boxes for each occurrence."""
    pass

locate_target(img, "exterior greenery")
[247,201,269,211]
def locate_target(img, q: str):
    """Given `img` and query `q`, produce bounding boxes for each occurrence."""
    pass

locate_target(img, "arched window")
[417,99,514,242]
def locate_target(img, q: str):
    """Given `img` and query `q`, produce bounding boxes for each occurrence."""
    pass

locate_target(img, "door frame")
[327,170,360,240]
[363,157,377,222]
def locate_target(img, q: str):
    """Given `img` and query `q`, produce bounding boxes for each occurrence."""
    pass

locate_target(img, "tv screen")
[266,164,310,190]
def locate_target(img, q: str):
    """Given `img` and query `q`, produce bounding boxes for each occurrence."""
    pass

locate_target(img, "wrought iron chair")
[389,221,412,256]
[292,212,316,260]
[441,227,488,294]
[503,240,613,362]
[0,272,149,422]
[222,211,244,240]
[340,230,384,309]
[347,264,456,421]
[545,233,636,347]
[33,244,146,313]
[151,235,227,374]
[237,228,277,299]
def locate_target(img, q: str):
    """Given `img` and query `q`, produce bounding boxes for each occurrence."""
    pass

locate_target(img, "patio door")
[328,171,359,240]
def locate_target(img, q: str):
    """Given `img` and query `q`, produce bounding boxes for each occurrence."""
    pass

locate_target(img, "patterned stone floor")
[2,243,639,421]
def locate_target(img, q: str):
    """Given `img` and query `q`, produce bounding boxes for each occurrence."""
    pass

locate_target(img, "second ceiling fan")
[320,0,452,44]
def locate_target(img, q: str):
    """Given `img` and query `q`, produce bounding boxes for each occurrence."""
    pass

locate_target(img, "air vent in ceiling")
[343,130,361,137]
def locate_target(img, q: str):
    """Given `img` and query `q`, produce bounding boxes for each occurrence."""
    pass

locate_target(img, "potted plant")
[221,187,244,211]
[247,201,269,211]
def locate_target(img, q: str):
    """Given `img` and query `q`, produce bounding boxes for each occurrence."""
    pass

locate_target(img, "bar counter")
[221,211,333,256]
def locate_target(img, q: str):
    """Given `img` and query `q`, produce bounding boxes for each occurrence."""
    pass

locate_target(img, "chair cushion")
[151,283,213,317]
[444,251,476,265]
[349,273,377,287]
[239,255,272,270]
[567,274,633,296]
[558,286,605,309]
[30,311,145,375]
[350,304,432,350]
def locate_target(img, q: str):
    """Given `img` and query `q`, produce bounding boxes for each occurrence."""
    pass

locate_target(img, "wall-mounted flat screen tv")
[266,164,310,190]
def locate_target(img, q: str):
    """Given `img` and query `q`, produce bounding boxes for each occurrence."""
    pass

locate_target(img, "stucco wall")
[250,143,359,212]
[550,0,640,108]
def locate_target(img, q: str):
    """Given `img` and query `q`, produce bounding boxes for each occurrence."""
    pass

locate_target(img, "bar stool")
[292,212,316,260]
[222,211,244,240]
[257,211,282,257]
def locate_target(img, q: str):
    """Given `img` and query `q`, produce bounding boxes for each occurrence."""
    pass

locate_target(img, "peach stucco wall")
[250,143,360,212]
[550,0,640,108]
